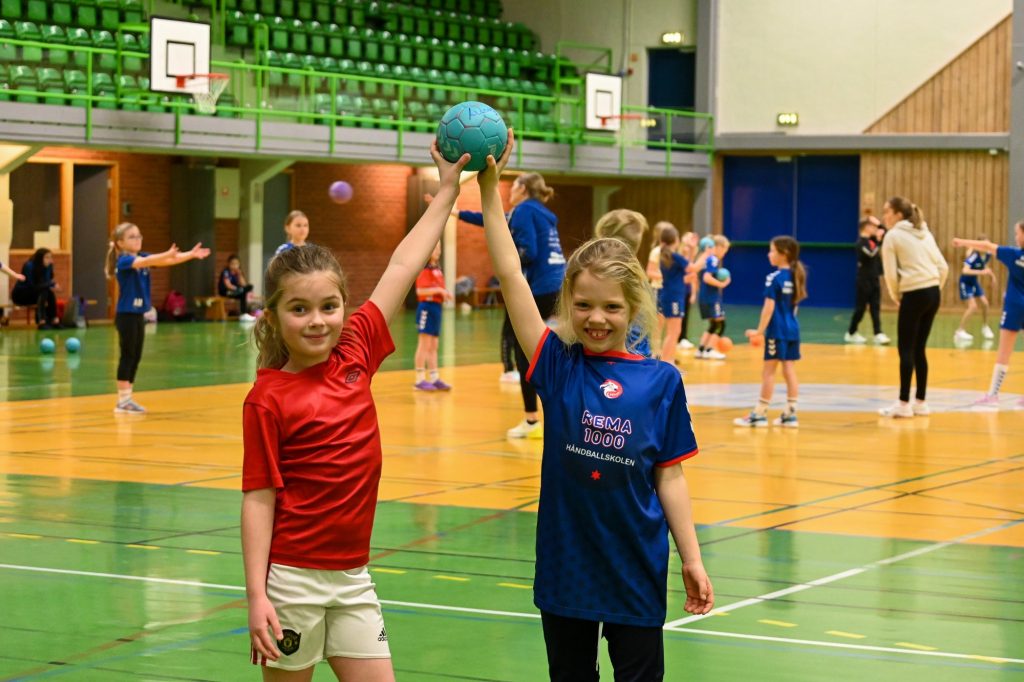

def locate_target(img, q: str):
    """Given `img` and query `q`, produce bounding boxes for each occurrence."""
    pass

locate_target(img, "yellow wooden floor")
[2,343,1021,548]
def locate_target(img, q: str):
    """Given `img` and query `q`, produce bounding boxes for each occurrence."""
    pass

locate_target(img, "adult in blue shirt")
[11,248,61,329]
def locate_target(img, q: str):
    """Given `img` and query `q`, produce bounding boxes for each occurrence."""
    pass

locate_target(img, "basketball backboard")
[149,17,211,94]
[585,72,623,131]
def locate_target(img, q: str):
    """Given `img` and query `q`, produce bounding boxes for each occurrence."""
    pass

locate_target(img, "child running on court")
[953,237,997,344]
[414,240,453,391]
[953,222,1024,408]
[275,210,310,255]
[657,225,689,364]
[696,235,731,359]
[242,143,470,676]
[105,223,210,413]
[479,134,713,680]
[734,236,808,427]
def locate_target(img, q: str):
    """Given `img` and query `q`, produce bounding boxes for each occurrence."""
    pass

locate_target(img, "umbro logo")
[378,627,388,642]
[346,370,361,383]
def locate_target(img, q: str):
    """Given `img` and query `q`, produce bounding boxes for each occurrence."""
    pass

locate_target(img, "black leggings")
[115,313,146,383]
[514,291,559,413]
[680,296,691,341]
[849,277,882,335]
[500,310,516,372]
[896,287,940,402]
[541,611,664,682]
[12,284,56,325]
[223,284,254,314]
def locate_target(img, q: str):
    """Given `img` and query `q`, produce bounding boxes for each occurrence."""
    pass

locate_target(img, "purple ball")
[328,180,353,204]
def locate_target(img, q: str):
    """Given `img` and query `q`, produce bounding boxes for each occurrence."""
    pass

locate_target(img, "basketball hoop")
[598,113,658,129]
[176,73,229,114]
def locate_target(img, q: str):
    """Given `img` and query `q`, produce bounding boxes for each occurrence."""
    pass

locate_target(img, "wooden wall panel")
[866,16,1010,133]
[860,151,1010,308]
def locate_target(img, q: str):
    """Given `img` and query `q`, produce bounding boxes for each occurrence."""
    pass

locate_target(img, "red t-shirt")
[242,301,395,570]
[415,264,445,303]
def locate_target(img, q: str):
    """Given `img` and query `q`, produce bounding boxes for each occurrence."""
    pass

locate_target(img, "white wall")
[502,0,698,111]
[716,0,1012,134]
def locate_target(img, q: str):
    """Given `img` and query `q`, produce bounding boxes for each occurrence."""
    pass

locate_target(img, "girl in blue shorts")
[954,222,1024,409]
[735,236,808,427]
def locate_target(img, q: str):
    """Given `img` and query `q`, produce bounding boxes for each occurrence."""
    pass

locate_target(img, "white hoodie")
[881,220,949,301]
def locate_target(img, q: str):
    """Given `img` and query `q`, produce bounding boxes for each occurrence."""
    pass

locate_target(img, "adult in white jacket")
[879,197,949,418]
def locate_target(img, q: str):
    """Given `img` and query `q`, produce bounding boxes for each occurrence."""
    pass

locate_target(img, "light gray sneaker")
[114,400,147,414]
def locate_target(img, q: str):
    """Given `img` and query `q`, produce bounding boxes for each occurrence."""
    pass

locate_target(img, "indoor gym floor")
[0,306,1021,681]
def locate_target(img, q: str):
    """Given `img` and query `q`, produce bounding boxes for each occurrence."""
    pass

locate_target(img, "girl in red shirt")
[241,143,469,678]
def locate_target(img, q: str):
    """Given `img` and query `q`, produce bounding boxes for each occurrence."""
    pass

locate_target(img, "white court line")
[666,518,1024,628]
[0,562,1020,666]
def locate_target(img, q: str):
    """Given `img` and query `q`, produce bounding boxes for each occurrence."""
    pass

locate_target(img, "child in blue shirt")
[953,241,996,343]
[954,223,1024,408]
[657,226,689,364]
[696,235,731,359]
[104,223,210,413]
[478,134,712,680]
[735,237,808,427]
[275,210,310,255]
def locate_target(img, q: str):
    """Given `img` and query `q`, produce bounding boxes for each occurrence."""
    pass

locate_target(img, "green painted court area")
[1,476,1022,681]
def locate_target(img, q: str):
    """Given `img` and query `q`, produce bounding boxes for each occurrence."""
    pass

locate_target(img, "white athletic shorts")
[251,563,391,671]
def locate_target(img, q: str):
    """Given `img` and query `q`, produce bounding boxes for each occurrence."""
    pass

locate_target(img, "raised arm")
[655,464,713,615]
[480,133,547,357]
[369,143,470,323]
[952,238,998,255]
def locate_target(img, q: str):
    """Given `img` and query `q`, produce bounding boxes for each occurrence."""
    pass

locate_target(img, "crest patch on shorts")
[278,629,301,655]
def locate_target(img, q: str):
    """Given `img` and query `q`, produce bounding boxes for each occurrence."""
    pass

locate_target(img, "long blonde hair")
[593,209,649,255]
[555,238,656,353]
[104,222,138,280]
[253,245,348,369]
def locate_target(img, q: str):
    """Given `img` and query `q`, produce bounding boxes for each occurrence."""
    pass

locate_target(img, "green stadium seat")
[227,11,250,47]
[288,18,307,53]
[0,64,8,101]
[62,68,86,105]
[374,62,394,96]
[25,0,44,23]
[120,32,143,73]
[278,0,295,18]
[313,0,330,23]
[258,0,275,15]
[117,74,141,110]
[281,51,303,87]
[428,37,443,69]
[339,57,359,94]
[351,95,370,124]
[9,64,35,101]
[323,22,342,58]
[91,30,116,71]
[379,29,395,63]
[489,46,505,77]
[444,39,459,70]
[331,1,347,24]
[411,34,427,67]
[318,55,338,73]
[344,25,361,60]
[361,27,379,62]
[355,59,377,95]
[370,97,393,128]
[122,0,143,24]
[476,44,492,75]
[0,19,12,63]
[348,0,366,28]
[0,0,19,20]
[240,0,257,11]
[15,21,41,62]
[270,17,289,51]
[307,20,325,55]
[445,12,460,41]
[404,99,424,123]
[395,32,412,66]
[382,2,399,33]
[65,27,90,67]
[475,16,489,45]
[216,92,236,117]
[429,9,444,39]
[40,24,68,66]
[97,0,120,31]
[50,0,71,25]
[459,41,475,73]
[37,66,62,103]
[76,1,98,29]
[264,49,283,86]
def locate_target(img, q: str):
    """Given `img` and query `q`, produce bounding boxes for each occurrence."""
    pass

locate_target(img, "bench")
[0,298,99,327]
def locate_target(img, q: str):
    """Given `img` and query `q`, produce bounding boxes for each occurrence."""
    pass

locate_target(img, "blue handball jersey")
[527,329,699,627]
[960,251,991,285]
[997,246,1024,305]
[698,254,722,305]
[660,252,689,301]
[764,269,800,340]
[115,253,151,314]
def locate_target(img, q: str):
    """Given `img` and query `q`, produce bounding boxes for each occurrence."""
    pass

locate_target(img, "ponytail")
[771,235,808,304]
[659,225,679,268]
[105,222,136,280]
[517,173,554,203]
[887,196,925,229]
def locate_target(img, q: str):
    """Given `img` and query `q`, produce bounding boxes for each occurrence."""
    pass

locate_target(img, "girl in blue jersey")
[479,135,713,681]
[735,237,808,427]
[104,223,210,413]
[954,222,1024,409]
[696,235,731,359]
[953,239,996,344]
[275,210,310,256]
[657,226,689,364]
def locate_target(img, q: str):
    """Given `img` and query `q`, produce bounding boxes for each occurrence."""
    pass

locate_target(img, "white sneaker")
[114,400,147,414]
[507,419,542,439]
[953,329,973,343]
[704,349,727,360]
[879,401,913,418]
[911,400,930,416]
[499,371,521,384]
[694,349,707,359]
[677,338,694,350]
[873,332,891,345]
[844,332,867,344]
[981,325,995,340]
[239,313,256,322]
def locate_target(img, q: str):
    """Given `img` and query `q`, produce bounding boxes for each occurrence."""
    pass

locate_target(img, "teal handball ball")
[716,267,731,282]
[65,337,81,353]
[40,338,55,354]
[436,101,508,172]
[698,237,715,252]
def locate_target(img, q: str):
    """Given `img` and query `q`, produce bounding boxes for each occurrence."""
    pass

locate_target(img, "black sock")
[526,418,538,425]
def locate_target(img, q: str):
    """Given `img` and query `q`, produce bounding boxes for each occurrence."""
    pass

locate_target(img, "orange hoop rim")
[174,73,230,89]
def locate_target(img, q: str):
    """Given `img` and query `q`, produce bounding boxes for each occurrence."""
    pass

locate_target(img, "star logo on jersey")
[600,379,623,399]
[345,370,361,384]
[590,470,601,481]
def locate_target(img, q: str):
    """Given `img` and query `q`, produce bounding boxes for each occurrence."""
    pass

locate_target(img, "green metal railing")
[0,36,714,173]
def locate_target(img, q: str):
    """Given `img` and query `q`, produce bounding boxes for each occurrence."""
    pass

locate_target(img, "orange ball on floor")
[750,335,763,347]
[717,336,734,353]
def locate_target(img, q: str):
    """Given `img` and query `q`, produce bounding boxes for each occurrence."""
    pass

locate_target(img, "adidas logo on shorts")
[378,627,388,642]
